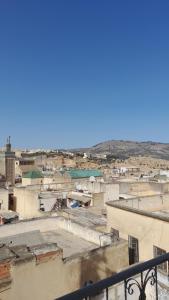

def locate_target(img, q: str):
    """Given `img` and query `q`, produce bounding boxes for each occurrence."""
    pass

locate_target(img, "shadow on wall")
[79,247,114,289]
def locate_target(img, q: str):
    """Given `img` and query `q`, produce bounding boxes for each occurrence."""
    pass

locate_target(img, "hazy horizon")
[2,137,169,151]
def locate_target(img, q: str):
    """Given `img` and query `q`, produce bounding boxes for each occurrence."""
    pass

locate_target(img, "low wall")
[56,217,112,246]
[119,181,165,196]
[0,217,112,247]
[111,193,169,212]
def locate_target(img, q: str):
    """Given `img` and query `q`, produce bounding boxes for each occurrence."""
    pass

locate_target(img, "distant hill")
[72,140,169,160]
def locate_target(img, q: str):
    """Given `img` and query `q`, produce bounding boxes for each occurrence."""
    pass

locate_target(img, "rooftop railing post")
[105,287,108,300]
[124,279,127,300]
[155,266,158,300]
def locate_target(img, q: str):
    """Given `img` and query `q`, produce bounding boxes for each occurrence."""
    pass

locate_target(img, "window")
[128,236,139,265]
[153,246,168,273]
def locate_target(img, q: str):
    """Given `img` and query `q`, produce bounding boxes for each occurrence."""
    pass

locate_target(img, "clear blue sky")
[0,0,169,149]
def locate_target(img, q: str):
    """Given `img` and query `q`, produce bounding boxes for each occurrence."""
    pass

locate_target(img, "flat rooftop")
[0,217,99,259]
[107,192,169,223]
[62,207,107,228]
[42,229,96,258]
[0,230,44,247]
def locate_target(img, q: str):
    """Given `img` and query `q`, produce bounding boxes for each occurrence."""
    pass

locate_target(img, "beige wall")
[14,187,43,219]
[14,181,74,219]
[92,192,104,208]
[85,182,119,203]
[114,193,169,212]
[0,189,8,211]
[0,154,5,176]
[22,177,43,186]
[104,183,119,202]
[15,164,37,177]
[0,240,128,300]
[43,174,71,185]
[55,217,111,246]
[119,181,165,196]
[107,203,169,262]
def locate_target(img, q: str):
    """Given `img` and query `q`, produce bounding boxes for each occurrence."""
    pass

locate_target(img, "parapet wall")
[110,193,169,212]
[0,216,112,247]
[119,181,166,196]
[55,217,112,246]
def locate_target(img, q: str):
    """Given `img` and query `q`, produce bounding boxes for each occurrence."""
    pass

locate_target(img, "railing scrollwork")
[56,253,169,300]
[124,266,158,300]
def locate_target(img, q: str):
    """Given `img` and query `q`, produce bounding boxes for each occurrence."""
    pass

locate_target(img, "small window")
[153,246,168,273]
[128,236,139,265]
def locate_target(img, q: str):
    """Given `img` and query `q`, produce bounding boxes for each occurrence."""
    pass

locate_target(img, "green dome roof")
[67,169,102,179]
[23,170,43,179]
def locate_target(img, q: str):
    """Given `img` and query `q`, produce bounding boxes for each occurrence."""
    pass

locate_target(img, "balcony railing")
[56,252,169,300]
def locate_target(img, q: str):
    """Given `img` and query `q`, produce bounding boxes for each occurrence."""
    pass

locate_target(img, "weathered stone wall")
[0,240,128,300]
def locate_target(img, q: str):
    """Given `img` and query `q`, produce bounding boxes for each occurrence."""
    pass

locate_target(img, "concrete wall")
[113,193,169,212]
[92,192,104,208]
[43,173,71,185]
[14,182,73,219]
[162,182,169,193]
[23,167,72,186]
[14,187,43,219]
[31,182,74,192]
[22,177,43,186]
[85,182,119,203]
[0,154,5,176]
[107,203,169,262]
[119,181,165,196]
[55,217,112,246]
[104,183,119,202]
[0,189,8,211]
[0,240,128,300]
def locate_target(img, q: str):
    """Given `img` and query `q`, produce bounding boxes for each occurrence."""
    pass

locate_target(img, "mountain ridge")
[72,140,169,160]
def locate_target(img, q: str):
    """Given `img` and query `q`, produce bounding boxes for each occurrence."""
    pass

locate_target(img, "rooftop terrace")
[107,192,169,222]
[61,207,107,228]
[0,216,119,259]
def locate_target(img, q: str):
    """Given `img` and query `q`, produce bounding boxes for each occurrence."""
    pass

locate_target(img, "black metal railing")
[56,252,169,300]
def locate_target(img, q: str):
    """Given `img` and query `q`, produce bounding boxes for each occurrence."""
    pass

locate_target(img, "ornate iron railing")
[56,252,169,300]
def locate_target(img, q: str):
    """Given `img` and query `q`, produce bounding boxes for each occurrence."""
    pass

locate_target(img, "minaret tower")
[6,136,11,152]
[5,136,15,186]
